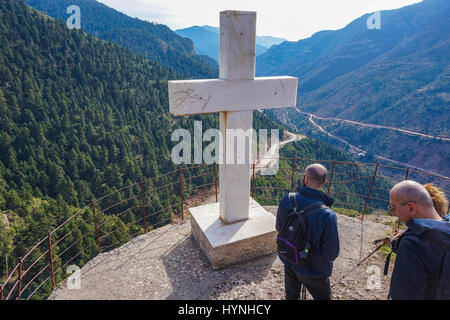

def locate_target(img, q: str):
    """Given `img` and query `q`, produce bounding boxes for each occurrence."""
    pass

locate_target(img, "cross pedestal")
[168,11,298,269]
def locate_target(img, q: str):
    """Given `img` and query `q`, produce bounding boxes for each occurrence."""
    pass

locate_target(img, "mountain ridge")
[25,0,219,78]
[256,0,449,130]
[175,25,286,63]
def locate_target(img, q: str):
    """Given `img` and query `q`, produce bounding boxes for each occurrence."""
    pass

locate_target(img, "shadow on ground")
[161,232,278,299]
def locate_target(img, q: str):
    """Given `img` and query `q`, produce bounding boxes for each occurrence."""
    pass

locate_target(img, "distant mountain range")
[175,25,286,63]
[25,0,218,78]
[256,0,449,176]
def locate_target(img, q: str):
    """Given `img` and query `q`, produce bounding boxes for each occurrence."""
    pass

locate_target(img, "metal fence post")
[48,232,56,289]
[213,162,218,202]
[290,158,296,192]
[252,163,256,197]
[179,168,184,221]
[359,163,379,260]
[17,258,23,300]
[327,160,336,195]
[361,164,379,218]
[91,201,102,254]
[140,181,147,232]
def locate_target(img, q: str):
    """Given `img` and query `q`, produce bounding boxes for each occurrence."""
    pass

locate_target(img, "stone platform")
[189,197,277,269]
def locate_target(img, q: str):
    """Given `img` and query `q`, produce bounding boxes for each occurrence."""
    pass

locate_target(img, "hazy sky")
[97,0,422,41]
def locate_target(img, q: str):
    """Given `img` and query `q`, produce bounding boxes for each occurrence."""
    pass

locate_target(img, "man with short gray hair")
[388,180,449,299]
[276,163,340,300]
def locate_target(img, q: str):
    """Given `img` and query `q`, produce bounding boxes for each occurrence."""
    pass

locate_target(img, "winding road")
[297,110,450,141]
[255,131,305,174]
[293,109,449,179]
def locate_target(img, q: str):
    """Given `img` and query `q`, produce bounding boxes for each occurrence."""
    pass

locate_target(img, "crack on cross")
[173,89,211,113]
[278,79,289,102]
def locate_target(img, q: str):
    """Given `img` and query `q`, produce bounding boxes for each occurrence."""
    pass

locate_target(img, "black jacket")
[276,186,340,278]
[388,216,450,300]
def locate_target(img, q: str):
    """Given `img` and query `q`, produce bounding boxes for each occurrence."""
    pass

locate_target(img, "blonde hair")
[424,183,448,218]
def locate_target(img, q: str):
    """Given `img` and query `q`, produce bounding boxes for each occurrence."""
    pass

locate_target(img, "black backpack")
[433,250,450,299]
[386,225,450,299]
[276,193,328,265]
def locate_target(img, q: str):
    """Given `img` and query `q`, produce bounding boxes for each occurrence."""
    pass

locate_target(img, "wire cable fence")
[1,157,448,300]
[0,162,216,300]
[252,157,449,261]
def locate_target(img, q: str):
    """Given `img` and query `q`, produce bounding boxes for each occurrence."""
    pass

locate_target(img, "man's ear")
[408,202,418,218]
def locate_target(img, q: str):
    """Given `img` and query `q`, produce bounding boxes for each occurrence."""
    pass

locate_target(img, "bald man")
[276,164,340,300]
[388,180,450,300]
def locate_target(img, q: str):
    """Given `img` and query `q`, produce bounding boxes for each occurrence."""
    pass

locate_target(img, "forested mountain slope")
[0,0,292,290]
[0,0,187,281]
[25,0,218,78]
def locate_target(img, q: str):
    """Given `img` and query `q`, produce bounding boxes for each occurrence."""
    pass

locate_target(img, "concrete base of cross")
[189,197,277,270]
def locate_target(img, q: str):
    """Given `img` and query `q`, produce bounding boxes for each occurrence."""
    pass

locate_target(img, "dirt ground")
[49,195,394,300]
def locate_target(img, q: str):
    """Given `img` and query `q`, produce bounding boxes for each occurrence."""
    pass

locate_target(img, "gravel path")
[49,202,393,300]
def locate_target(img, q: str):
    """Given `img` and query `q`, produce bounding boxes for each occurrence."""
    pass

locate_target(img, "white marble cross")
[168,11,298,224]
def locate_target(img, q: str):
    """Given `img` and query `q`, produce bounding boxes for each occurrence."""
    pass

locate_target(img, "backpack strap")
[287,193,329,258]
[384,232,406,275]
[288,193,298,213]
[432,251,448,298]
[301,202,329,218]
[288,193,328,217]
